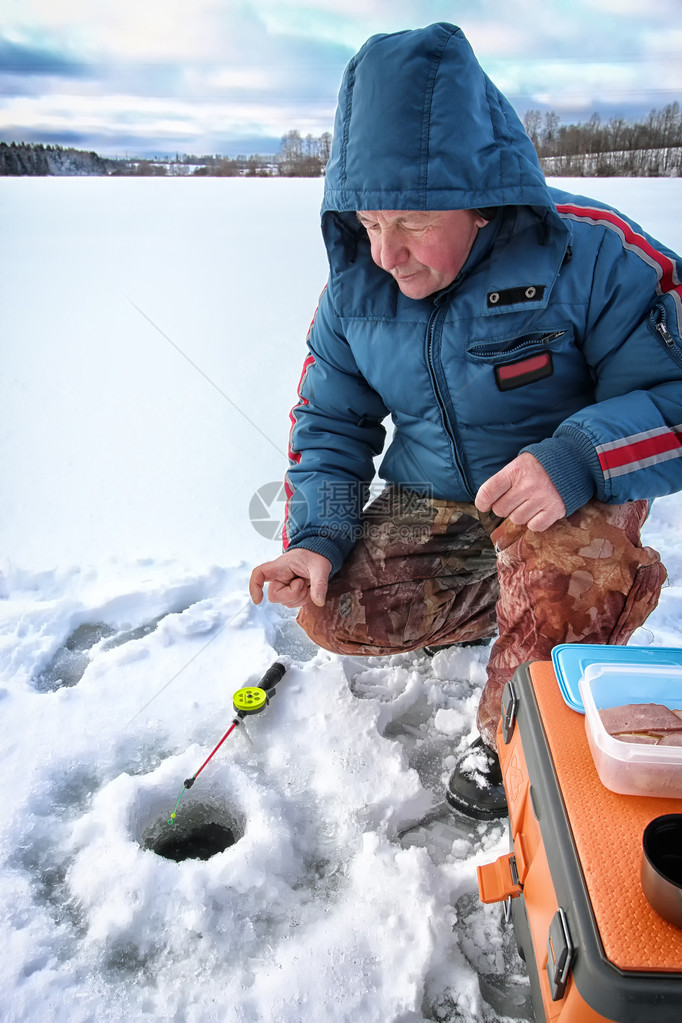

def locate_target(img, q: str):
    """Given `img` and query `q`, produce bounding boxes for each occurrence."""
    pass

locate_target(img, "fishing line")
[127,297,286,458]
[125,600,251,725]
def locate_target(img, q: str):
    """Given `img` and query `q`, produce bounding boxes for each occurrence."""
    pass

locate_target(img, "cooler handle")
[477,853,523,904]
[547,907,575,1001]
[501,680,519,745]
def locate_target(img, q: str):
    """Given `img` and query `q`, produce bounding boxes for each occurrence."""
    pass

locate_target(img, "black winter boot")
[445,737,508,820]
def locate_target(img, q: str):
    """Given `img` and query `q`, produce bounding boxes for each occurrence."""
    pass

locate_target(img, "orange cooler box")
[478,661,682,1022]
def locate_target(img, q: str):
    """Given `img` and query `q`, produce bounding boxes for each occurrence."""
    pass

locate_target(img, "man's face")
[356,209,488,300]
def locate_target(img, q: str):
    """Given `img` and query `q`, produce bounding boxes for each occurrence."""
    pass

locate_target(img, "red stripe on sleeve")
[282,290,326,548]
[287,354,315,465]
[556,203,682,299]
[598,429,682,471]
[282,353,316,548]
[281,476,295,549]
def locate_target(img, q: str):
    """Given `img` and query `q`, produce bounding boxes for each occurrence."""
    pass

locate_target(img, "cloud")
[0,86,334,157]
[0,5,354,154]
[584,0,679,16]
[0,35,91,78]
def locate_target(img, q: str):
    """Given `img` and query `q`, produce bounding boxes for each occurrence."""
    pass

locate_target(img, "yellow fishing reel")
[232,661,287,717]
[233,686,269,716]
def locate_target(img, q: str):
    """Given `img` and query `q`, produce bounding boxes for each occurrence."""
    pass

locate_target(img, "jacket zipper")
[426,304,475,498]
[651,304,682,368]
[471,330,565,360]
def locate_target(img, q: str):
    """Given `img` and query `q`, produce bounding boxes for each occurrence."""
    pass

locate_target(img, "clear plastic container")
[578,664,682,798]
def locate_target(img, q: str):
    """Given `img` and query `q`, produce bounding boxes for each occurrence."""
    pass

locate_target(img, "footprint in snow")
[33,610,180,692]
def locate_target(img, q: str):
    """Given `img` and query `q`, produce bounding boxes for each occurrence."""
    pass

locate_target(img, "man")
[250,23,681,819]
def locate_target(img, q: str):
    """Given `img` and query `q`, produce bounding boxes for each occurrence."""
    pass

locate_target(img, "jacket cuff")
[521,434,597,517]
[285,536,348,576]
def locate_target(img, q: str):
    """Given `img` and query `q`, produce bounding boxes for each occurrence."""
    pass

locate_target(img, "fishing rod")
[168,661,287,825]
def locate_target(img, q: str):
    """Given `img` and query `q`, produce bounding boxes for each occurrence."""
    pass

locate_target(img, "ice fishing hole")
[141,801,245,862]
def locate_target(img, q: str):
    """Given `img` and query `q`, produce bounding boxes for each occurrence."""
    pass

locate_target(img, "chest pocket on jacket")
[466,329,570,391]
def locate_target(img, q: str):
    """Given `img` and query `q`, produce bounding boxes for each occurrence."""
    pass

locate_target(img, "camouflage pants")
[297,486,666,749]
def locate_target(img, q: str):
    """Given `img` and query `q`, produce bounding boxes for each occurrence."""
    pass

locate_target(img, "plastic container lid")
[551,644,682,713]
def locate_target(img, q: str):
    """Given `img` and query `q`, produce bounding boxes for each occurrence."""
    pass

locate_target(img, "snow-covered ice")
[0,176,680,1022]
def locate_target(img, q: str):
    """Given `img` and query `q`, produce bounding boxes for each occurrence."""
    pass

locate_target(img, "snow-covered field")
[0,176,680,1023]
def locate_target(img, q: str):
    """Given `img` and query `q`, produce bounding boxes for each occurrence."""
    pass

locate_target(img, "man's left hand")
[475,452,566,531]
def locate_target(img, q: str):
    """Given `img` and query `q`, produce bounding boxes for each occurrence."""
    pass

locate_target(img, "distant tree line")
[2,106,680,177]
[0,141,108,176]
[189,130,332,177]
[525,102,682,176]
[0,131,332,177]
[275,130,332,176]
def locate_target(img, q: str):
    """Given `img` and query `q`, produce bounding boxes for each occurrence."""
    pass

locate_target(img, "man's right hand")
[249,549,332,609]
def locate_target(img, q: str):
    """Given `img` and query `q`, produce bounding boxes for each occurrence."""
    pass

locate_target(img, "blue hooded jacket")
[283,23,682,574]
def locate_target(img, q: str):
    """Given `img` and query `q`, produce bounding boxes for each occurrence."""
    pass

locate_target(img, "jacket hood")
[322,23,553,217]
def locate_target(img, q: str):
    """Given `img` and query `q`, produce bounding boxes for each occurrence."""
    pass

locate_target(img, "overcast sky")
[2,0,681,158]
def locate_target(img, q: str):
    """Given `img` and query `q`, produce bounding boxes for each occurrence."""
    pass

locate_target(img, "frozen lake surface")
[0,176,680,1022]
